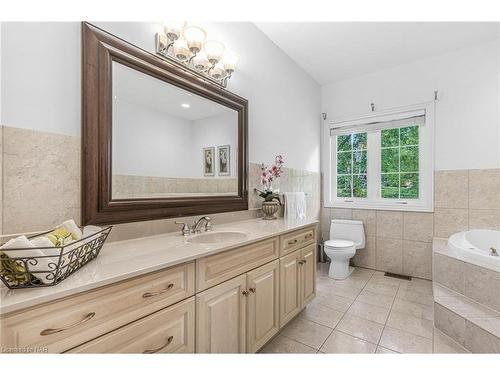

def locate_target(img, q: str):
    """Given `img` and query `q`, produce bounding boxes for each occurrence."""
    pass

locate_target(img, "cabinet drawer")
[0,262,195,353]
[280,226,316,256]
[68,297,195,353]
[196,237,279,292]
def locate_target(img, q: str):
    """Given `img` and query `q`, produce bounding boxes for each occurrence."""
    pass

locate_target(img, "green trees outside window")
[336,132,367,198]
[380,125,419,199]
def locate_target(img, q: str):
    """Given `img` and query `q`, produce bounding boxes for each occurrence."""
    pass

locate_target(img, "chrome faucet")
[192,216,212,233]
[490,247,498,256]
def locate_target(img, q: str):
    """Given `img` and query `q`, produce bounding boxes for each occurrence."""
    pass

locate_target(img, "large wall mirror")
[82,23,248,225]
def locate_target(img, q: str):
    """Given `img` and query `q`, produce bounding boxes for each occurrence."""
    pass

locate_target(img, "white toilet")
[324,219,365,279]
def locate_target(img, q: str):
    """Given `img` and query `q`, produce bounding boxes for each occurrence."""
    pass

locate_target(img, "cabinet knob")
[242,290,249,296]
[304,233,313,239]
[249,287,256,293]
[298,260,305,265]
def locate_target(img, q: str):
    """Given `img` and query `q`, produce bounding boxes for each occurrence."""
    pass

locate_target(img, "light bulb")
[173,38,190,61]
[210,62,227,80]
[163,21,185,41]
[192,50,209,71]
[183,25,206,54]
[222,50,239,73]
[204,40,225,65]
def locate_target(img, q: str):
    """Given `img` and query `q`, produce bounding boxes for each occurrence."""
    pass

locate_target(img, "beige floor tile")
[379,326,432,353]
[375,346,400,354]
[396,288,434,306]
[336,314,384,344]
[369,272,402,287]
[346,301,391,325]
[299,301,344,328]
[320,330,377,353]
[386,310,434,339]
[364,280,400,297]
[329,283,363,299]
[399,278,433,295]
[280,318,333,349]
[315,292,354,312]
[391,298,434,321]
[356,289,395,308]
[260,334,317,354]
[433,329,469,354]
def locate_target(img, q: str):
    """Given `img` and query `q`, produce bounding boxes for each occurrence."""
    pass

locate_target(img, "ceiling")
[255,22,500,85]
[113,61,232,121]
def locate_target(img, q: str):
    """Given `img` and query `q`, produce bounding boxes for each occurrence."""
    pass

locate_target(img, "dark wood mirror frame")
[82,22,248,225]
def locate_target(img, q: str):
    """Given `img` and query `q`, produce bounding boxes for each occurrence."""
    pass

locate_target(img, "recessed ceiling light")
[181,103,190,108]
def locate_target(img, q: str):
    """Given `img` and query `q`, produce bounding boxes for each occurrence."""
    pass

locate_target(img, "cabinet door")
[300,244,316,307]
[279,250,302,328]
[246,260,280,353]
[196,275,247,353]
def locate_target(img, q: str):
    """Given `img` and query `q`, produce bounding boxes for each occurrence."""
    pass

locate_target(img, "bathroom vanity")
[0,219,317,354]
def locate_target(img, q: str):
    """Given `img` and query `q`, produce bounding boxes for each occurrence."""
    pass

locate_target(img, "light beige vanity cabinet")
[196,260,281,353]
[0,262,195,353]
[279,244,316,328]
[196,275,247,353]
[69,297,195,353]
[0,223,317,354]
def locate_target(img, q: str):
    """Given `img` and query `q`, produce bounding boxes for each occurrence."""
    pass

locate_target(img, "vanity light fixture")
[156,22,238,88]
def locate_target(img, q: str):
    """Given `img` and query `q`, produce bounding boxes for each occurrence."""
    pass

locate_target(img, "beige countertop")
[0,218,318,315]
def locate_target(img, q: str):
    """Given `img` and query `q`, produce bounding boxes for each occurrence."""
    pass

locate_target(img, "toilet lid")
[324,239,355,249]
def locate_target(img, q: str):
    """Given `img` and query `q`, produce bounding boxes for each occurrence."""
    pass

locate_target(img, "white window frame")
[322,102,435,212]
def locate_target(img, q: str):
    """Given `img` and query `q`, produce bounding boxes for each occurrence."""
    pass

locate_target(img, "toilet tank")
[330,219,365,249]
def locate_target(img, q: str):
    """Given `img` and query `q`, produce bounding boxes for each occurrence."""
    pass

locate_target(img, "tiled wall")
[320,168,500,280]
[0,126,321,241]
[112,174,238,198]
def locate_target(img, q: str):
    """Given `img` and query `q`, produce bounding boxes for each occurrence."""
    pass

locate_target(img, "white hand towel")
[0,236,55,284]
[284,192,307,220]
[59,219,83,240]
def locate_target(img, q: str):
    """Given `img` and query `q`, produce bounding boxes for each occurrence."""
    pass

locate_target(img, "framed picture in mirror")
[218,145,230,176]
[203,147,215,176]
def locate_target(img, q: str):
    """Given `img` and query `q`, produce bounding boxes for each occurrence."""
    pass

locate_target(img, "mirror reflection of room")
[111,61,238,199]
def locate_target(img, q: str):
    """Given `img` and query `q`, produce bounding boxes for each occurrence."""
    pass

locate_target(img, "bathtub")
[447,229,500,272]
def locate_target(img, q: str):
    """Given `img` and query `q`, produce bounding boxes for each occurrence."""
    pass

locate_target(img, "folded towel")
[59,219,83,240]
[0,236,55,284]
[284,192,307,220]
[83,225,102,240]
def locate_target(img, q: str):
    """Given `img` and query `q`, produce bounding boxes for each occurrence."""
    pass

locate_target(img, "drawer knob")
[142,283,174,298]
[304,233,313,239]
[40,312,96,336]
[249,287,256,293]
[143,335,174,354]
[288,239,298,245]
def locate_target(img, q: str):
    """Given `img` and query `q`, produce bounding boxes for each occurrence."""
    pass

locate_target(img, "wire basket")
[0,226,112,289]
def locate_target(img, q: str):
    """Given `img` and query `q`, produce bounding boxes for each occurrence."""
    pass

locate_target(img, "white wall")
[192,112,238,178]
[321,40,500,171]
[0,22,321,173]
[112,99,197,178]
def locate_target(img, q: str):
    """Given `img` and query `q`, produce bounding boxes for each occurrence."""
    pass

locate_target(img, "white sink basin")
[187,231,248,244]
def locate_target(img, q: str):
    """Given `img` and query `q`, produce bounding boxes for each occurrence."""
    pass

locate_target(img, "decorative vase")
[261,201,280,220]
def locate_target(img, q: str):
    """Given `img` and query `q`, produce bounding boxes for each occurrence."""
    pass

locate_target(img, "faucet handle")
[175,221,191,236]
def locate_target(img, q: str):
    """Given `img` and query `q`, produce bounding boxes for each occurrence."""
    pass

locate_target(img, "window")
[323,103,434,212]
[336,133,367,198]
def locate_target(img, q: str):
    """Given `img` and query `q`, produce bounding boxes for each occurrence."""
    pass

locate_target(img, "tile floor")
[260,263,469,354]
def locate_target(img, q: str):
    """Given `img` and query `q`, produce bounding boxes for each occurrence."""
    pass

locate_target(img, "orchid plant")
[256,155,284,204]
